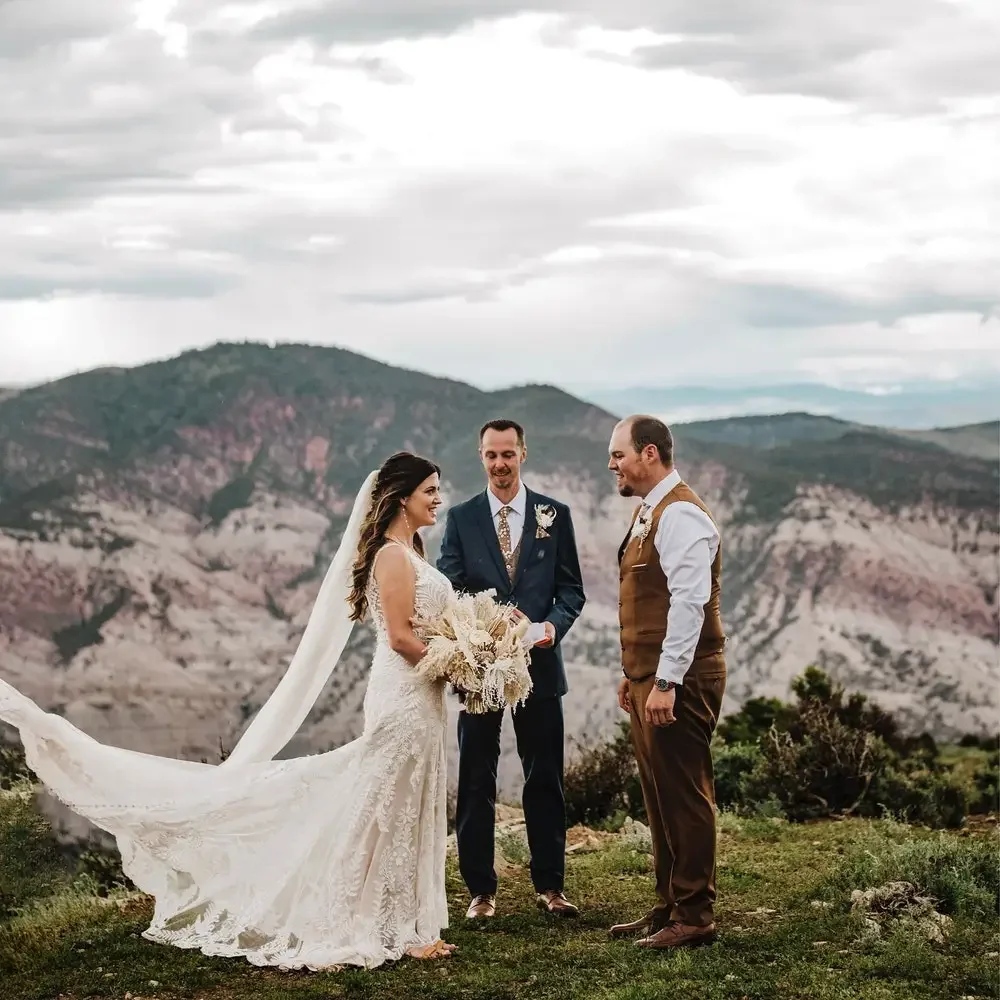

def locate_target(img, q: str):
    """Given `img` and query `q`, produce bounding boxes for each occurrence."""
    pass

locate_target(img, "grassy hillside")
[1,791,996,1000]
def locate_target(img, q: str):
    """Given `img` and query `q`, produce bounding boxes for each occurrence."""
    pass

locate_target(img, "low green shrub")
[0,787,73,920]
[563,722,643,827]
[821,821,1000,922]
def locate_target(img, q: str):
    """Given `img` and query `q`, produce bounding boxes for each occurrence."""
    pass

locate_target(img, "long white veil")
[0,468,378,822]
[224,468,377,765]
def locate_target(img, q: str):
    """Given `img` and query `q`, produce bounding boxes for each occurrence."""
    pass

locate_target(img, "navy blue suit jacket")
[436,487,586,698]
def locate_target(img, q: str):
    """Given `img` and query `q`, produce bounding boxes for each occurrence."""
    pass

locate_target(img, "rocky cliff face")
[1,344,997,812]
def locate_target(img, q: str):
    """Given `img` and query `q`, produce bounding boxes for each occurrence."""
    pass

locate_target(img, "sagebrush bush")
[711,736,763,810]
[873,766,969,829]
[718,667,989,828]
[0,742,32,792]
[716,696,796,745]
[743,700,894,821]
[0,787,74,920]
[968,750,999,815]
[789,666,936,757]
[70,846,131,897]
[563,722,643,827]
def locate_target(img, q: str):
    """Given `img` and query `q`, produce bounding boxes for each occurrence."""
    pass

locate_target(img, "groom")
[437,418,586,919]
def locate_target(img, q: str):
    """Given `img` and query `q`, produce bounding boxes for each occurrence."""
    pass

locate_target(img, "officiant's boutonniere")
[535,503,556,539]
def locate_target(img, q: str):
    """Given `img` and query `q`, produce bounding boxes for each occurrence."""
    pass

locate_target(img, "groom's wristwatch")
[655,678,676,692]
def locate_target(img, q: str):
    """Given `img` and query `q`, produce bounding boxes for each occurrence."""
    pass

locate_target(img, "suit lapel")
[474,491,509,587]
[511,491,538,589]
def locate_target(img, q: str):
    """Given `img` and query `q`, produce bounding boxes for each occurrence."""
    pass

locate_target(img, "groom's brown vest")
[618,483,725,681]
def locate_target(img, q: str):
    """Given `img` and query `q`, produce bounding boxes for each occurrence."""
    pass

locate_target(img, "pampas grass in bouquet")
[412,590,533,712]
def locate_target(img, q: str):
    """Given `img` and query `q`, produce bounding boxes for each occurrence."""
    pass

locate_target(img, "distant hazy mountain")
[674,413,999,462]
[573,380,1000,431]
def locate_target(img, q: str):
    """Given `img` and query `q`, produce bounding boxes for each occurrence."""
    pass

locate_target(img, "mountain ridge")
[575,379,1000,431]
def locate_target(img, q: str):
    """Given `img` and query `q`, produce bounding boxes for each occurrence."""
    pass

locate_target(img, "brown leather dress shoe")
[609,910,669,938]
[465,894,496,919]
[536,890,579,917]
[636,921,717,949]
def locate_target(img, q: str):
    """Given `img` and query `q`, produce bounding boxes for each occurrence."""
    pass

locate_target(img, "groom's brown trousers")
[628,652,726,928]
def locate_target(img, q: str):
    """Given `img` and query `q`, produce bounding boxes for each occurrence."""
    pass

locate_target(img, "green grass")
[2,788,998,1000]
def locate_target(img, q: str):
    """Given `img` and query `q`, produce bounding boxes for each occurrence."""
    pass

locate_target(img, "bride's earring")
[402,502,412,537]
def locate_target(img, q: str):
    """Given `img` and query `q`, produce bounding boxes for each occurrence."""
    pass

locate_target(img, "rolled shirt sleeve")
[653,501,719,685]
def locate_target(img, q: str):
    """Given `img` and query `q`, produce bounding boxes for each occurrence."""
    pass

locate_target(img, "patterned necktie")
[497,505,516,578]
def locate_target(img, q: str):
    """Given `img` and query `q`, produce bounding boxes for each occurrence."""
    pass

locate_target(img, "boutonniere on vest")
[631,505,651,543]
[535,503,556,538]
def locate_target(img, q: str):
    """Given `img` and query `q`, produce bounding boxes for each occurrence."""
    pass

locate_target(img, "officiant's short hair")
[627,415,673,466]
[480,418,525,447]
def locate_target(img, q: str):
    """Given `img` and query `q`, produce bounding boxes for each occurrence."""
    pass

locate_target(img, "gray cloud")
[237,0,988,109]
[0,0,130,59]
[715,283,999,331]
[627,5,1000,110]
[242,0,525,46]
[0,269,238,301]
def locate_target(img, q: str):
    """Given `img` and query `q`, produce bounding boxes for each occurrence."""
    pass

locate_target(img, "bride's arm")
[373,546,427,667]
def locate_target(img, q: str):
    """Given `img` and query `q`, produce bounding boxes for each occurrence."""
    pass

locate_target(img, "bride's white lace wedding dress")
[0,469,457,971]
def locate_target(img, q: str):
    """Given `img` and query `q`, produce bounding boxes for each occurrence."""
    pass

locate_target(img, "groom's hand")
[617,677,632,714]
[645,686,676,727]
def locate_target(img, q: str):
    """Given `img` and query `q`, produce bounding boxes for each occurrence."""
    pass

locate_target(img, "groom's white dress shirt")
[632,469,720,686]
[487,481,546,647]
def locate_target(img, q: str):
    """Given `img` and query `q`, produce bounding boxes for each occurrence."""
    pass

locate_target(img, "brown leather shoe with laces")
[465,894,496,919]
[609,910,669,938]
[536,890,579,917]
[636,921,717,949]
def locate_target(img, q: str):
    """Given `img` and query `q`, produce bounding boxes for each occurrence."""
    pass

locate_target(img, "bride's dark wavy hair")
[348,451,441,622]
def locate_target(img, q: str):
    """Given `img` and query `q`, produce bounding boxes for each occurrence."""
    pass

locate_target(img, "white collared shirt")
[633,469,720,685]
[487,481,527,549]
[485,481,546,646]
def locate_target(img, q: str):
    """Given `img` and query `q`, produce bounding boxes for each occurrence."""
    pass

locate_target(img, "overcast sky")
[1,0,998,391]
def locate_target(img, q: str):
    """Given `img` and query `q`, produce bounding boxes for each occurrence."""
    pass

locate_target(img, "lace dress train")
[0,544,453,970]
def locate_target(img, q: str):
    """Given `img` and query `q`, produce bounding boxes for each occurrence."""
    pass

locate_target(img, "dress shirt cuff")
[655,658,691,686]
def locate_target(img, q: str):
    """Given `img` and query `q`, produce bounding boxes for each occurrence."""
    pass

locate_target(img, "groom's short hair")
[480,418,525,447]
[627,415,673,466]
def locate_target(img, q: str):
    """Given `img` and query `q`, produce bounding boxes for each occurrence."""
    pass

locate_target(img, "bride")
[0,451,464,970]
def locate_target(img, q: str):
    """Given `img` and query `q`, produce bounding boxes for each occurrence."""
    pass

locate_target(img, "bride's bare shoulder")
[372,541,416,582]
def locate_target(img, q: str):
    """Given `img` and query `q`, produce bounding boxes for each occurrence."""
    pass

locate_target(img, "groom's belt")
[621,635,726,683]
